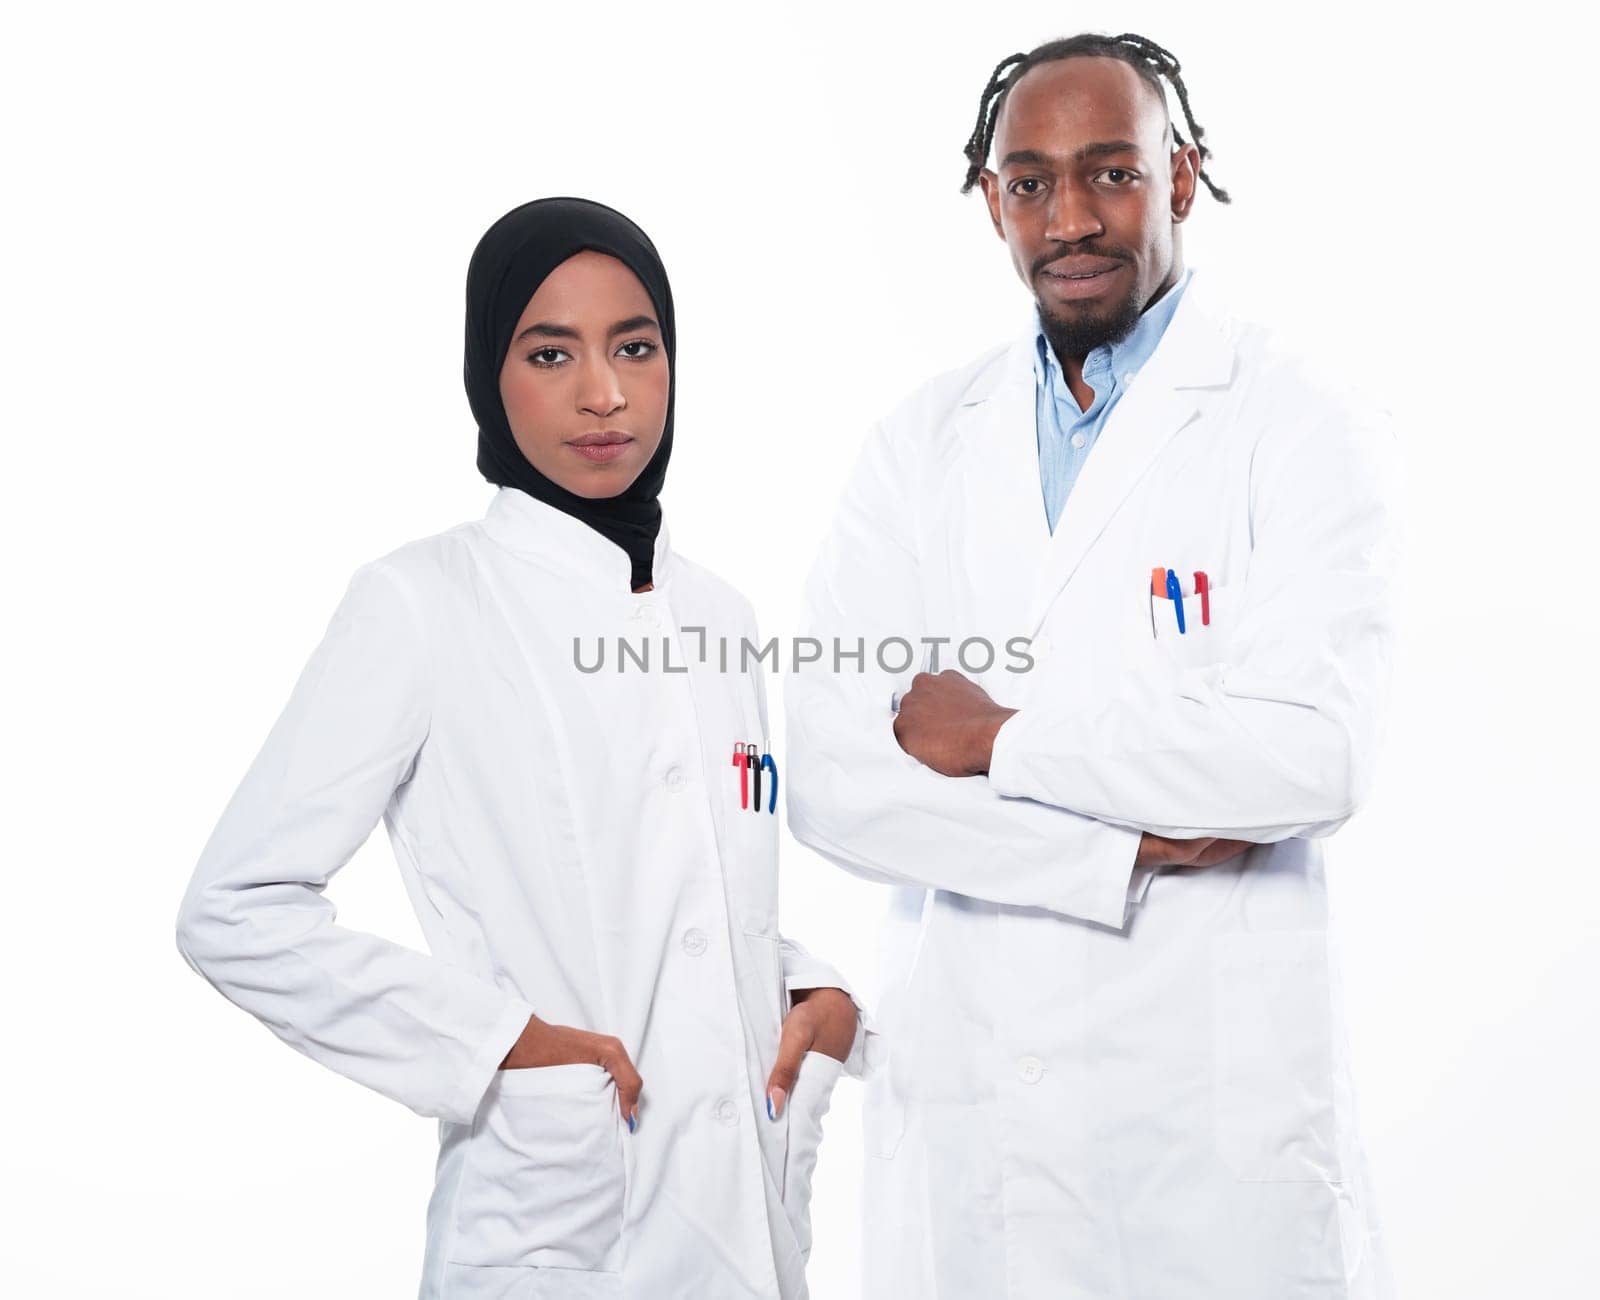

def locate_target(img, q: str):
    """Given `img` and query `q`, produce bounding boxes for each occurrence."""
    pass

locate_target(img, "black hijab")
[466,196,675,591]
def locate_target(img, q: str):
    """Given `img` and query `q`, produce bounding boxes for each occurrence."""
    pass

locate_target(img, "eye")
[528,346,569,367]
[617,339,659,360]
[1008,177,1046,197]
[1097,168,1138,185]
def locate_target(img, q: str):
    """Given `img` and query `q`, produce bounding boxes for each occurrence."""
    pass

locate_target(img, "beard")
[1035,284,1145,362]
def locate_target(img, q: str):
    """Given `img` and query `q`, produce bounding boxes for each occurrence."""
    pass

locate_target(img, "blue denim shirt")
[1032,266,1194,533]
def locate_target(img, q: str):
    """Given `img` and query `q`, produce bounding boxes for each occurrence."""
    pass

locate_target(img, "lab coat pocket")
[1149,580,1231,669]
[781,1048,845,1259]
[449,1062,627,1271]
[726,769,781,936]
[1211,931,1344,1184]
[862,1064,908,1161]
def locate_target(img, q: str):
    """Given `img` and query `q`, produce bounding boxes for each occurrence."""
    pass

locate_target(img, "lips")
[1040,258,1126,302]
[1043,256,1124,279]
[566,431,634,464]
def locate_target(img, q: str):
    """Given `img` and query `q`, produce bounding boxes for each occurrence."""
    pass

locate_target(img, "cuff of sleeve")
[841,1002,885,1080]
[441,994,537,1127]
[986,707,1036,799]
[988,712,1146,930]
[784,961,885,1082]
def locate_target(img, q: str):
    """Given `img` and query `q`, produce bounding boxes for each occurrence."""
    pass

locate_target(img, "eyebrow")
[999,141,1141,168]
[514,314,660,344]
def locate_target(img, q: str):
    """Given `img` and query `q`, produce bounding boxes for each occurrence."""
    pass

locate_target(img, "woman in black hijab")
[467,196,675,593]
[177,195,874,1299]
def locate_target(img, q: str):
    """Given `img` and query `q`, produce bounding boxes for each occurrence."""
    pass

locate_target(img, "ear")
[976,168,1006,240]
[1170,143,1201,224]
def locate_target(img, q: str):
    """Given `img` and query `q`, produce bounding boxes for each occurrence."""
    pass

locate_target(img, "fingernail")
[627,1110,636,1133]
[768,1087,787,1120]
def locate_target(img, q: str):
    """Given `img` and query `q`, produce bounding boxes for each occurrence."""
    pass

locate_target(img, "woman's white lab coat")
[784,266,1403,1299]
[176,485,878,1300]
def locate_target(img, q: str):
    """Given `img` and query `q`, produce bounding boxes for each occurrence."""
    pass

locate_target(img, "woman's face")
[498,249,670,498]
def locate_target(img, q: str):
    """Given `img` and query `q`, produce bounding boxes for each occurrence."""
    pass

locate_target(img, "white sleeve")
[988,410,1405,841]
[784,419,1144,931]
[778,934,885,1080]
[174,559,535,1126]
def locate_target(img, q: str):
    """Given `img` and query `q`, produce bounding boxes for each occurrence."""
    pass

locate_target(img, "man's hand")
[1135,833,1255,870]
[764,987,858,1120]
[499,1014,644,1130]
[893,669,1017,776]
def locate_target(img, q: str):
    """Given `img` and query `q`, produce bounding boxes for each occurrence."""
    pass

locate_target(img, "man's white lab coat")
[785,266,1402,1299]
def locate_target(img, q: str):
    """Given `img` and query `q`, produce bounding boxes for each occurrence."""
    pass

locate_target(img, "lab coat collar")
[481,485,675,592]
[951,264,1238,639]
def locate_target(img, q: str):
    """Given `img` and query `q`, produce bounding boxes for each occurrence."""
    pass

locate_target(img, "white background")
[4,2,1595,1295]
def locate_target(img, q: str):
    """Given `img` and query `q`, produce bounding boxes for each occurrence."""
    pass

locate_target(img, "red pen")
[1194,571,1211,626]
[731,744,749,809]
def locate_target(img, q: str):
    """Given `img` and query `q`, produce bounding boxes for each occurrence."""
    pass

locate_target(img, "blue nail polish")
[766,1095,774,1121]
[627,1112,636,1133]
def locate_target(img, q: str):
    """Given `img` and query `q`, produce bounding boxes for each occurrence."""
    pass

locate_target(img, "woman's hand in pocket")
[499,1014,643,1129]
[765,987,857,1119]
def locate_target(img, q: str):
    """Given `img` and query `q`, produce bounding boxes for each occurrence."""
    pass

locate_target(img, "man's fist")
[893,669,1017,776]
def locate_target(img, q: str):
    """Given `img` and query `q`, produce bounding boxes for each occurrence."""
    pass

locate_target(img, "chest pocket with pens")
[725,737,780,937]
[730,741,779,814]
[1148,566,1229,665]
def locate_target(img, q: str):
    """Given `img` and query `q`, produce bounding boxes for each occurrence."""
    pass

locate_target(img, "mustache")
[1030,246,1132,277]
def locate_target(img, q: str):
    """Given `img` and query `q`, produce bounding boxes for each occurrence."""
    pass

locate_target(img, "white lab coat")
[176,485,880,1300]
[785,265,1403,1299]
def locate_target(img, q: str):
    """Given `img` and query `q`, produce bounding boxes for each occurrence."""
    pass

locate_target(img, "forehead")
[994,56,1169,158]
[520,249,654,319]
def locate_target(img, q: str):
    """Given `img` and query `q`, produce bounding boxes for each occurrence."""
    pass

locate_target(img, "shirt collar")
[480,485,674,593]
[1031,264,1195,391]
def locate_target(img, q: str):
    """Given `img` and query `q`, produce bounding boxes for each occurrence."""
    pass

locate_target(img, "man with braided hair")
[786,30,1400,1300]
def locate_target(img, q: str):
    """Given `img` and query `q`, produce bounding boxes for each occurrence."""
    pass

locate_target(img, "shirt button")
[1122,369,1137,385]
[664,763,686,791]
[681,927,708,956]
[715,1097,739,1126]
[1070,432,1087,450]
[1018,1055,1045,1085]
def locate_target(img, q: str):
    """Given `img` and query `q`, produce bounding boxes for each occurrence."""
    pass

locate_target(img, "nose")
[1042,178,1104,246]
[576,355,626,419]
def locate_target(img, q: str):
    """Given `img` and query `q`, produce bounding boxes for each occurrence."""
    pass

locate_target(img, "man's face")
[978,56,1199,359]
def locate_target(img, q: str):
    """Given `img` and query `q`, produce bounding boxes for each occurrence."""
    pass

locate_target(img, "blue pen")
[1165,568,1186,634]
[761,752,778,814]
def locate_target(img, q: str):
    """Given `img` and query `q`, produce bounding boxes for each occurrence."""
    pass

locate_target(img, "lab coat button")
[715,1097,738,1126]
[1018,1055,1045,1085]
[632,604,663,629]
[664,763,686,791]
[682,927,708,956]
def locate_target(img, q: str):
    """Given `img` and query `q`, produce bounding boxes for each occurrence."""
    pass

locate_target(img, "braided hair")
[960,31,1231,204]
